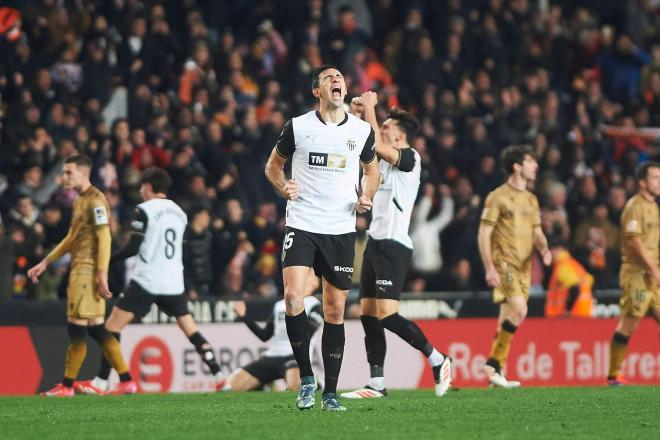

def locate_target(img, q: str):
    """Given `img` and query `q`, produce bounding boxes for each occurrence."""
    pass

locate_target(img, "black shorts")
[242,355,297,385]
[359,238,412,300]
[281,226,356,290]
[116,281,190,319]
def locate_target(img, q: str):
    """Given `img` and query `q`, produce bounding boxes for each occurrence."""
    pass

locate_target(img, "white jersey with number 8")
[131,198,188,295]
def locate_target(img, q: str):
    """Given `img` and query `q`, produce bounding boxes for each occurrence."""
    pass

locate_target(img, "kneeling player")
[342,94,451,399]
[75,168,225,394]
[228,281,322,392]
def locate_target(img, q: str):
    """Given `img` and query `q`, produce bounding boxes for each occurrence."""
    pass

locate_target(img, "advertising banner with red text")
[3,318,660,395]
[115,318,660,392]
[416,318,660,388]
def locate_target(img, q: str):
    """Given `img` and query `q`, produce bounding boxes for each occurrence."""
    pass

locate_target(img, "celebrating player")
[607,162,660,385]
[477,145,552,388]
[75,167,225,394]
[228,280,322,392]
[28,154,136,396]
[264,64,380,411]
[341,93,451,399]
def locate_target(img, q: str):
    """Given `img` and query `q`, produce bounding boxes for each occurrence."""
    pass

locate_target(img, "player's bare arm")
[533,226,552,266]
[627,235,660,284]
[265,148,298,200]
[358,156,380,213]
[478,223,501,288]
[360,91,400,166]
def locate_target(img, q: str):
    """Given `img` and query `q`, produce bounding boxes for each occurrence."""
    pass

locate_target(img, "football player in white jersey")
[75,168,226,394]
[265,64,380,411]
[228,281,322,392]
[341,92,451,399]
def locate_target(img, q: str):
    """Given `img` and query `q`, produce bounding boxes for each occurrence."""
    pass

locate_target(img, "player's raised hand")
[485,267,501,288]
[349,97,364,117]
[283,178,300,200]
[97,273,113,300]
[360,91,378,108]
[356,194,373,213]
[233,301,247,319]
[27,260,48,284]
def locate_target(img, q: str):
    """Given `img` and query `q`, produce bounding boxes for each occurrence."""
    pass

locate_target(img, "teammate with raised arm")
[341,93,451,399]
[75,167,225,394]
[264,64,380,411]
[478,145,552,388]
[28,154,136,396]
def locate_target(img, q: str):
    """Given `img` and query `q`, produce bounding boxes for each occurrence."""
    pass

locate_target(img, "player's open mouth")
[331,86,341,98]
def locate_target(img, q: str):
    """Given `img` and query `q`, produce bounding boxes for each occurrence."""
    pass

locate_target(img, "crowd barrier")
[2,318,659,395]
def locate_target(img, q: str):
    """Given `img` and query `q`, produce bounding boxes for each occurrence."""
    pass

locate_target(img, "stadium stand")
[0,0,659,304]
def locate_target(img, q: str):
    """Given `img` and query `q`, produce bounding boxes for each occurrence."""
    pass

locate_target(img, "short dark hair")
[635,161,660,181]
[388,107,420,141]
[500,144,537,175]
[141,167,172,194]
[188,203,211,221]
[312,64,339,89]
[64,153,92,169]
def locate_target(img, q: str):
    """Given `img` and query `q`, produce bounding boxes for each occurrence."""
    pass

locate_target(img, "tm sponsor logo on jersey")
[376,279,393,286]
[308,152,347,172]
[334,265,353,273]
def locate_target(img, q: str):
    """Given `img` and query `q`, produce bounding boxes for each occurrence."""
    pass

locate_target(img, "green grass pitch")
[1,387,659,439]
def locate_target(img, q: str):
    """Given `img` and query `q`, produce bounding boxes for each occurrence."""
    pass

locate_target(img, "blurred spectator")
[598,33,650,104]
[0,1,658,299]
[541,181,571,242]
[249,239,280,298]
[322,4,370,68]
[573,200,619,251]
[410,183,454,290]
[184,205,213,299]
[40,201,67,250]
[13,163,60,207]
[545,239,594,318]
[574,226,620,289]
[443,176,482,277]
[444,258,479,291]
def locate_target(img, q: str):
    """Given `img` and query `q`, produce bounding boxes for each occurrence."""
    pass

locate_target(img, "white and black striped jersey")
[367,148,421,249]
[275,110,376,235]
[243,296,323,358]
[130,198,188,295]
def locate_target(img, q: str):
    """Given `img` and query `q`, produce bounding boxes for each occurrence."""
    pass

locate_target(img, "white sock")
[368,376,385,391]
[214,371,225,383]
[92,376,109,391]
[428,349,445,367]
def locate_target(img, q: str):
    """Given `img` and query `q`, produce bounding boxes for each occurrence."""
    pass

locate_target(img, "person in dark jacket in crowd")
[184,204,214,299]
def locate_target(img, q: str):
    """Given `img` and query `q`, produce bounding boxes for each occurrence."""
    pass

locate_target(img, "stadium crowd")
[0,0,659,301]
